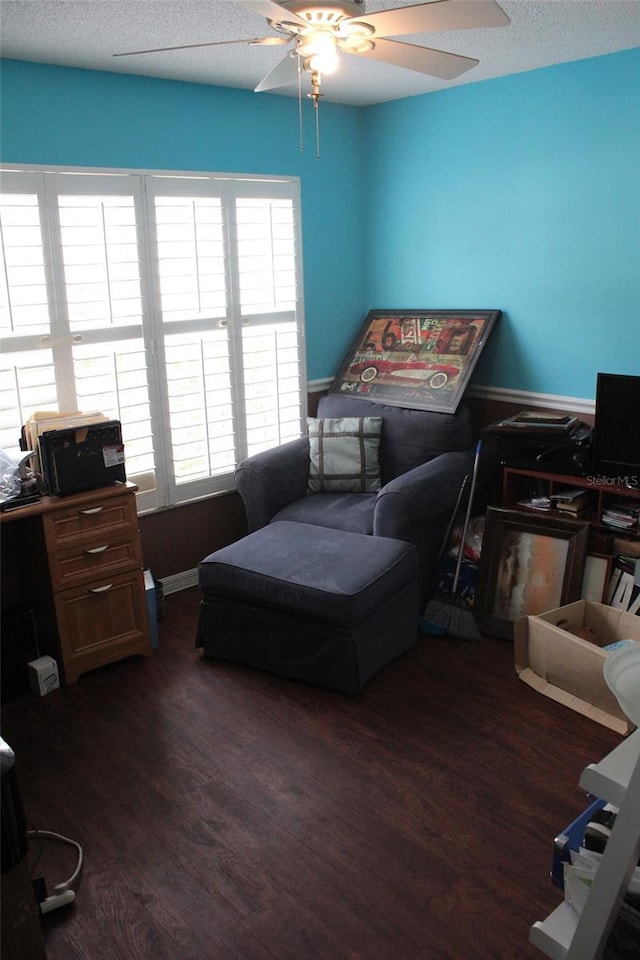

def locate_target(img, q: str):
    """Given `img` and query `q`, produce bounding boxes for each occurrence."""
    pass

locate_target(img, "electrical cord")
[27,828,83,914]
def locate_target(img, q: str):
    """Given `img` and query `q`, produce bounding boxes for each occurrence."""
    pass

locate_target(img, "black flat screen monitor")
[591,373,640,486]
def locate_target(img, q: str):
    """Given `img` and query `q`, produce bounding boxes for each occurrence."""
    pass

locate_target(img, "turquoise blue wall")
[1,51,639,399]
[363,49,640,399]
[0,59,366,381]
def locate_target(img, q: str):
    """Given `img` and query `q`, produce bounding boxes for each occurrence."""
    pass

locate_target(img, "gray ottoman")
[196,520,419,695]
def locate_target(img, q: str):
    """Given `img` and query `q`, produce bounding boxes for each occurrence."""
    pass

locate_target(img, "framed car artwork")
[329,309,501,413]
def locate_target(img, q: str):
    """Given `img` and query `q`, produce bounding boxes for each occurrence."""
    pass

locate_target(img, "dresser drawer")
[48,531,143,592]
[43,491,138,550]
[54,568,151,683]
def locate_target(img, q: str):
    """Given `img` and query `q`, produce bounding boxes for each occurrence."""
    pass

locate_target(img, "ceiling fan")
[114,1,510,154]
[115,0,510,90]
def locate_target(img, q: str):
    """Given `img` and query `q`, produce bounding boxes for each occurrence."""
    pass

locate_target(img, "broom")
[418,472,470,634]
[420,439,483,641]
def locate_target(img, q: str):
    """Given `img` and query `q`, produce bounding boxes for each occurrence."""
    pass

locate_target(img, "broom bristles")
[420,594,481,641]
[421,596,454,628]
[447,600,482,642]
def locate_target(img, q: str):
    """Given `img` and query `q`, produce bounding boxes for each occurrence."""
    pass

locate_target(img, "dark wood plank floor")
[1,587,621,960]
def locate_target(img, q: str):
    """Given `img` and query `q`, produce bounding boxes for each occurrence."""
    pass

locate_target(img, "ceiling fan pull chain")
[297,54,304,153]
[314,95,321,159]
[306,69,322,159]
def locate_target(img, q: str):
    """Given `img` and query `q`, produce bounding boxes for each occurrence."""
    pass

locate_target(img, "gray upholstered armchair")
[234,393,475,603]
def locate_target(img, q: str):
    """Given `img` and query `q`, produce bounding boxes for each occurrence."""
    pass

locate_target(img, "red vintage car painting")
[349,358,461,390]
[330,309,501,414]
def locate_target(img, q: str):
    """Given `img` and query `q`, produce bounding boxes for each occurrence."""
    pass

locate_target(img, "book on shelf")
[550,488,591,504]
[550,488,594,515]
[556,506,592,518]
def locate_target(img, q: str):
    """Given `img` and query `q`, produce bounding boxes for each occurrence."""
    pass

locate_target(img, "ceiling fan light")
[308,49,339,74]
[297,29,337,58]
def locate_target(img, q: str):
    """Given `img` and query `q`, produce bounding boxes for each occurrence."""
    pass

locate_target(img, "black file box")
[40,420,126,495]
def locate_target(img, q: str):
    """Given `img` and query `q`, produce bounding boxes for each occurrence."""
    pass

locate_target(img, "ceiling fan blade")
[254,51,298,92]
[354,37,478,80]
[113,36,288,57]
[237,0,309,28]
[354,0,510,39]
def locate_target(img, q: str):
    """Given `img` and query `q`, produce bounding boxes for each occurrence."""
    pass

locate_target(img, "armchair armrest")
[374,449,474,542]
[374,449,474,603]
[234,437,310,531]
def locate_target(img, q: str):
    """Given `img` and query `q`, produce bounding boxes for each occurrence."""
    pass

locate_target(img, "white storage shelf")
[580,731,640,807]
[529,728,640,960]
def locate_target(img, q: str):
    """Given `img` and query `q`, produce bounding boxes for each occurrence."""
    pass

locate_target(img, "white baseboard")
[161,568,199,595]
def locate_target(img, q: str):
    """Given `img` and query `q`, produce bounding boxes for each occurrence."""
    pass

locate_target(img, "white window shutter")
[0,166,306,510]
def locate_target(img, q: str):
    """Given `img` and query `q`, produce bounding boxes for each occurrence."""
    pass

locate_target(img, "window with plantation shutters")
[0,167,306,512]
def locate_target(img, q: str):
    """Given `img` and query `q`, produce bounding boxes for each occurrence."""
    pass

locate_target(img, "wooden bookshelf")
[502,467,640,543]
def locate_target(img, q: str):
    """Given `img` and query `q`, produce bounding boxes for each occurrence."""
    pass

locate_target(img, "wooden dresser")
[1,482,151,684]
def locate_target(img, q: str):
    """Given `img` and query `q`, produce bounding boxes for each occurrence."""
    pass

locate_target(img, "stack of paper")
[601,500,640,531]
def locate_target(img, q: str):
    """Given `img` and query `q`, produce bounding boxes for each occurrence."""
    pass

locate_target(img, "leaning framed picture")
[329,309,501,413]
[474,508,590,640]
[581,554,613,603]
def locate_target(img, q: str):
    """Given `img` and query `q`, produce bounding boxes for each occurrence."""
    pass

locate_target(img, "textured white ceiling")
[1,0,639,106]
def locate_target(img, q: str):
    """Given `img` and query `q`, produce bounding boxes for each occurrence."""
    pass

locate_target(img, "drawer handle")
[84,545,109,555]
[89,584,113,593]
[79,506,104,516]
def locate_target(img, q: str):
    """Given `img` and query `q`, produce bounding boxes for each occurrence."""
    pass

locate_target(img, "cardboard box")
[514,600,640,735]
